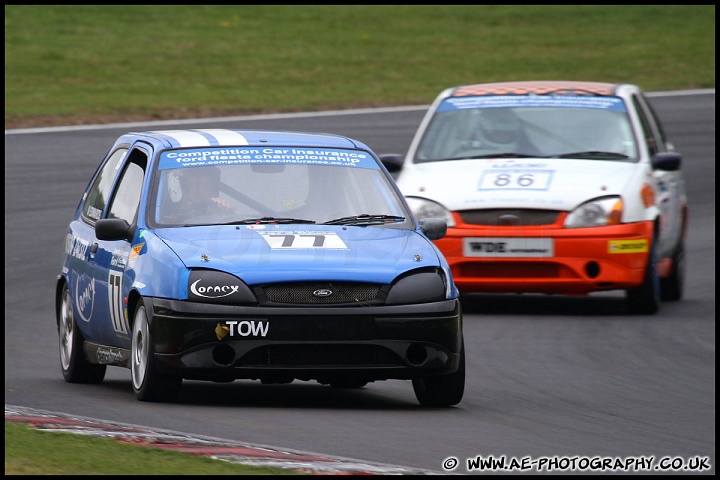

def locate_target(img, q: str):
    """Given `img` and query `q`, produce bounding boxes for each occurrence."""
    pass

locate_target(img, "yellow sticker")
[215,323,230,341]
[608,239,648,253]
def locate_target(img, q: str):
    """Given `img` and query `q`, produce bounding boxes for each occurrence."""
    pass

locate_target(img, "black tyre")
[412,341,465,407]
[626,239,660,315]
[660,240,685,301]
[131,300,182,402]
[58,283,106,383]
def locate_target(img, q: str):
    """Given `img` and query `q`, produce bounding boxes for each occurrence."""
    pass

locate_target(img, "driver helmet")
[475,108,522,146]
[167,166,221,203]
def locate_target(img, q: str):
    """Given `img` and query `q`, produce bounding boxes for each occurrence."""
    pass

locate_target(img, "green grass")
[4,5,715,128]
[4,422,300,475]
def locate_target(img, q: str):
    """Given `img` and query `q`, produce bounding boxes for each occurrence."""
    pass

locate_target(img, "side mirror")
[652,152,682,172]
[419,218,447,240]
[96,218,136,242]
[379,153,404,173]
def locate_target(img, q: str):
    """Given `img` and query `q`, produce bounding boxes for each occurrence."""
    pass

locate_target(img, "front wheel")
[412,342,465,407]
[626,238,660,315]
[131,300,182,402]
[660,240,685,301]
[58,283,106,383]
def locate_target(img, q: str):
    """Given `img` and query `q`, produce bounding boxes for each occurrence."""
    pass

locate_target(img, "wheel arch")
[55,275,68,327]
[126,289,143,332]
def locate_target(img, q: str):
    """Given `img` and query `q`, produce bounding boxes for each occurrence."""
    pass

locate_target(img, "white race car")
[382,81,688,314]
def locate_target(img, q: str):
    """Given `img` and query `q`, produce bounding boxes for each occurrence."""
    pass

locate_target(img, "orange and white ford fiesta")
[381,81,688,314]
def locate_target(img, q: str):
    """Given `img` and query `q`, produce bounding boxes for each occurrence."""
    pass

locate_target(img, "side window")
[641,95,672,152]
[106,149,148,224]
[632,95,661,156]
[82,148,128,223]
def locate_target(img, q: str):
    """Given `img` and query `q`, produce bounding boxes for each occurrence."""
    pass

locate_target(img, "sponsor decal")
[190,279,239,299]
[74,274,95,322]
[216,320,269,340]
[86,205,102,221]
[463,237,553,258]
[438,95,627,112]
[188,271,247,303]
[110,248,129,269]
[66,234,90,260]
[96,347,126,364]
[158,147,378,170]
[608,239,648,253]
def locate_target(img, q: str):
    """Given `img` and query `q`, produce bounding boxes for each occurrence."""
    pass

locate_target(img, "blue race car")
[56,129,465,407]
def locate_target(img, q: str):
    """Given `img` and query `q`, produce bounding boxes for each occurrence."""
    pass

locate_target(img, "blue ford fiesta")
[56,129,464,407]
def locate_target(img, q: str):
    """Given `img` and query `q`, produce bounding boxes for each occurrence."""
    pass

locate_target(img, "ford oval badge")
[498,214,520,225]
[313,288,333,297]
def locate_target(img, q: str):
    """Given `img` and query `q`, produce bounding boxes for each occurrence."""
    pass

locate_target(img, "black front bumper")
[144,297,463,383]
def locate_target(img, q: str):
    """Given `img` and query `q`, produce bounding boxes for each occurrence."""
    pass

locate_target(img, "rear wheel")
[131,300,182,402]
[626,238,660,315]
[58,283,106,383]
[412,341,465,407]
[660,240,685,301]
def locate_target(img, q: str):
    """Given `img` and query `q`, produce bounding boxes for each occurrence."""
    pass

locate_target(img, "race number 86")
[478,170,553,191]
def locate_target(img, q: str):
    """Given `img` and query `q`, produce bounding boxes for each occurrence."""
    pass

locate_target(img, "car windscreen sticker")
[257,230,349,250]
[158,147,379,170]
[437,95,627,112]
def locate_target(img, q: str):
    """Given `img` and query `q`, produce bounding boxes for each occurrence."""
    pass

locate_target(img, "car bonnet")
[398,158,641,212]
[154,224,442,285]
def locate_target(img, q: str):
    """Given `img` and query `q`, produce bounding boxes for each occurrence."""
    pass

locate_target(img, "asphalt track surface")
[4,90,715,475]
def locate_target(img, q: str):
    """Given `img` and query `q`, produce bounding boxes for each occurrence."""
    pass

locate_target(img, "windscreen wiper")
[550,151,630,160]
[221,217,316,225]
[446,153,539,160]
[322,214,406,226]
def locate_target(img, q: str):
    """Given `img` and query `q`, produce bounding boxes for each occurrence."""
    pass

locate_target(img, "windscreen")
[149,146,411,228]
[415,95,638,162]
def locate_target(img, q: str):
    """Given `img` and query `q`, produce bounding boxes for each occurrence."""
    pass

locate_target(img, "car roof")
[446,80,635,98]
[116,129,371,150]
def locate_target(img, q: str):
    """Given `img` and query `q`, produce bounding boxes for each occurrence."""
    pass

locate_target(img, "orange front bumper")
[436,220,654,295]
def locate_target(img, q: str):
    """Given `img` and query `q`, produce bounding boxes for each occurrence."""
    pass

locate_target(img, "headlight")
[385,268,449,304]
[188,270,256,304]
[405,196,455,227]
[565,196,623,228]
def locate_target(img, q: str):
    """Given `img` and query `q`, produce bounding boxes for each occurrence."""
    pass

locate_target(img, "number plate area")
[478,170,554,190]
[463,237,554,257]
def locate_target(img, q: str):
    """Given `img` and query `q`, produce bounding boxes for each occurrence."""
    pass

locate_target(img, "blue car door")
[84,146,149,349]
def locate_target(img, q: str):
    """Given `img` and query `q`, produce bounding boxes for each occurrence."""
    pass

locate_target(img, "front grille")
[459,209,560,226]
[239,344,403,367]
[260,282,381,304]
